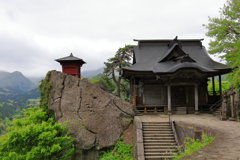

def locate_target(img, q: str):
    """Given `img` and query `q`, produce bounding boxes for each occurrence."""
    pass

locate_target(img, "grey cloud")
[0,0,227,77]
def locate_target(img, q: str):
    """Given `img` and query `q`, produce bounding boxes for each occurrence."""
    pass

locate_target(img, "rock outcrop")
[48,70,135,160]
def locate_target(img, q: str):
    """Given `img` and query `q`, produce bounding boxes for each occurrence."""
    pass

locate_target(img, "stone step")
[144,143,177,146]
[145,152,176,156]
[142,121,178,159]
[142,123,171,126]
[143,134,174,138]
[142,122,170,124]
[143,126,172,129]
[145,155,174,160]
[144,140,176,143]
[143,124,171,126]
[143,128,172,131]
[144,137,175,140]
[143,131,173,134]
[145,148,178,152]
[144,146,178,149]
[143,133,174,137]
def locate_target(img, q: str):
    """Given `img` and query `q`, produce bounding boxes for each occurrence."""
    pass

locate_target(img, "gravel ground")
[138,113,240,160]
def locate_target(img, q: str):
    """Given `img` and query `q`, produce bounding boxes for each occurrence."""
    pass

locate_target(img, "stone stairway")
[142,122,178,160]
[213,107,221,117]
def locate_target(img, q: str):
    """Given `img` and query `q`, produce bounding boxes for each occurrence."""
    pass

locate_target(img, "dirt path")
[138,114,240,160]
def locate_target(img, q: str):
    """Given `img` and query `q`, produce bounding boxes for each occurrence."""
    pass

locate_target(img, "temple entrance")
[144,85,166,105]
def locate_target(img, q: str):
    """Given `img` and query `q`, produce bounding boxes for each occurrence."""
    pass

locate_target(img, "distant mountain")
[0,71,10,79]
[82,67,104,78]
[27,77,44,85]
[0,71,36,93]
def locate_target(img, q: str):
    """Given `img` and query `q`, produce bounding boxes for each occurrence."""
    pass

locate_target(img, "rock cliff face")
[48,71,135,160]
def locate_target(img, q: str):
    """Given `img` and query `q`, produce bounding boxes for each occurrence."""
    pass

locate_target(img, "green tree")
[208,79,230,95]
[104,45,135,98]
[0,107,74,160]
[203,0,240,92]
[92,76,116,94]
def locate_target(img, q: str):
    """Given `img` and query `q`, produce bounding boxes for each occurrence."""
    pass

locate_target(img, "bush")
[0,107,75,160]
[173,134,214,160]
[99,138,133,160]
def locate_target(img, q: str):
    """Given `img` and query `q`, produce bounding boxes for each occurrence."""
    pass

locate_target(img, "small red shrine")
[55,53,86,78]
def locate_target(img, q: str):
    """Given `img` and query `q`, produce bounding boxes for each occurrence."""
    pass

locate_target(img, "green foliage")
[0,87,39,120]
[103,45,135,98]
[173,134,214,160]
[99,138,133,160]
[203,0,240,56]
[208,79,230,95]
[0,107,75,160]
[89,75,116,94]
[0,117,12,135]
[39,71,52,111]
[203,0,240,93]
[0,122,7,135]
[128,118,134,124]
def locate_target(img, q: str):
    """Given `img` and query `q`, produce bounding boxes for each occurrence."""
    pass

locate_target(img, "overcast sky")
[0,0,227,77]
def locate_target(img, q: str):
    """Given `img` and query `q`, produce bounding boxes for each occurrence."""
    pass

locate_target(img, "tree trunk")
[116,82,121,97]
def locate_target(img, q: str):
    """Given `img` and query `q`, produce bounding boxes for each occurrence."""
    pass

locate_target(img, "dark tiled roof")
[55,53,86,63]
[122,38,231,77]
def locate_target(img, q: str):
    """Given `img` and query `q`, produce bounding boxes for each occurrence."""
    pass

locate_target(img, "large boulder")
[48,70,135,160]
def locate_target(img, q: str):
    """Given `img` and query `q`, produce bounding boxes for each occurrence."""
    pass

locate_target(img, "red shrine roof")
[55,53,86,64]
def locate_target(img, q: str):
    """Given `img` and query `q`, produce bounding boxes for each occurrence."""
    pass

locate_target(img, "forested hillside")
[0,71,36,92]
[0,71,40,122]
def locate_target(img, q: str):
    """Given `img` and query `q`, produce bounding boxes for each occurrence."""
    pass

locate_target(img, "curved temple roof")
[55,53,86,64]
[122,37,231,78]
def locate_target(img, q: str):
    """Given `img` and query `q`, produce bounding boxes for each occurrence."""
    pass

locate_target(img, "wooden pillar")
[230,94,235,118]
[195,84,199,114]
[206,81,209,103]
[185,86,189,104]
[130,77,133,104]
[212,76,215,96]
[219,75,222,97]
[133,77,137,106]
[142,86,145,105]
[167,85,171,114]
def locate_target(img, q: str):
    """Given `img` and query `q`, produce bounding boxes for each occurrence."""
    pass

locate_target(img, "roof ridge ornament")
[168,36,182,48]
[70,53,73,57]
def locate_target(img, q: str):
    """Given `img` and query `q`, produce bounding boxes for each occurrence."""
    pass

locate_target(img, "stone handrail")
[168,114,181,151]
[133,116,145,160]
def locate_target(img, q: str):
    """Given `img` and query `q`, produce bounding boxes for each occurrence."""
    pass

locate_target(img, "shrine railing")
[209,100,221,112]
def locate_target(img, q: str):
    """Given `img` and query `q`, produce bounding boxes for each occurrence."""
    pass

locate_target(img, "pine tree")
[104,45,135,98]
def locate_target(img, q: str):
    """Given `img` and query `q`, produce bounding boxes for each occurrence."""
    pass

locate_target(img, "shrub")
[173,134,214,160]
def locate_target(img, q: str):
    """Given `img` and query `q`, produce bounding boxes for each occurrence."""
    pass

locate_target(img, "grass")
[173,134,214,160]
[99,138,133,160]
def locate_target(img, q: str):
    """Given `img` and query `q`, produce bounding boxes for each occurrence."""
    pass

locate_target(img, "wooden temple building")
[55,53,86,78]
[121,37,231,114]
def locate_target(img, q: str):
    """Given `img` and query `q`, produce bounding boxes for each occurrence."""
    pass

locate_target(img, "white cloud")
[0,0,227,77]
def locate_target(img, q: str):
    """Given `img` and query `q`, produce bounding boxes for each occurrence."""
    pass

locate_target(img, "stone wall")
[47,70,135,160]
[174,121,217,146]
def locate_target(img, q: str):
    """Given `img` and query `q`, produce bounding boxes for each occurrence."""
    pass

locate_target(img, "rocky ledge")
[48,70,135,160]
